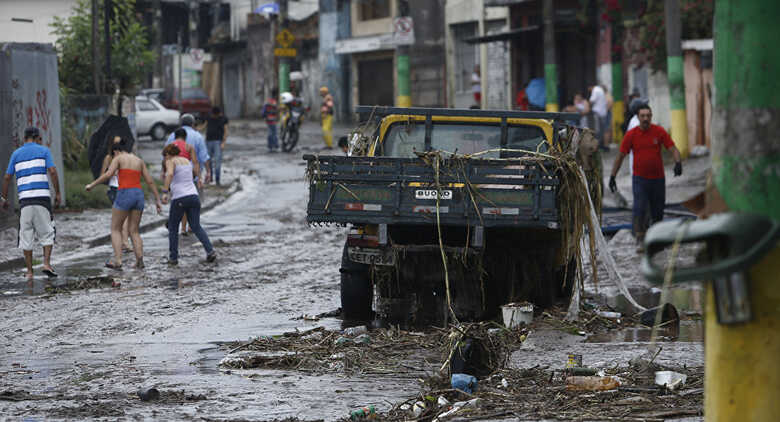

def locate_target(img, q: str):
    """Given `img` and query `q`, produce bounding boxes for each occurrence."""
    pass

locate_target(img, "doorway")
[358,57,394,106]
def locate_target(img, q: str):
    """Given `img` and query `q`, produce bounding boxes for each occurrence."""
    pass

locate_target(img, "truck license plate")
[347,247,395,266]
[415,189,452,200]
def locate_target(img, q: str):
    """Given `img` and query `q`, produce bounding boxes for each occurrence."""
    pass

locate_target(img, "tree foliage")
[51,0,155,95]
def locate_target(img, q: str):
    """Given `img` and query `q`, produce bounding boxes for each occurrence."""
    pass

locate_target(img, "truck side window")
[507,125,548,153]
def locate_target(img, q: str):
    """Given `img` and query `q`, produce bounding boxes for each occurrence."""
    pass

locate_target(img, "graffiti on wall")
[26,89,52,147]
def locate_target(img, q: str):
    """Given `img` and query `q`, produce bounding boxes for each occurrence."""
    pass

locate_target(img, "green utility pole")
[705,1,780,420]
[396,0,411,107]
[664,0,688,157]
[278,0,290,94]
[542,0,558,111]
[713,0,780,220]
[611,20,624,143]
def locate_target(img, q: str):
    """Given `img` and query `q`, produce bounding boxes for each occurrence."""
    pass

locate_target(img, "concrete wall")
[409,0,447,107]
[319,0,351,123]
[0,0,78,44]
[485,19,509,109]
[0,44,65,207]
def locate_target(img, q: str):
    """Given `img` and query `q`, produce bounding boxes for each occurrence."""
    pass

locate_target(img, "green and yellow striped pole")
[706,1,780,420]
[396,50,411,107]
[543,0,558,112]
[665,0,688,158]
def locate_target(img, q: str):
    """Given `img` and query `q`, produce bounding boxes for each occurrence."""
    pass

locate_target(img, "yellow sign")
[276,29,295,48]
[274,48,297,57]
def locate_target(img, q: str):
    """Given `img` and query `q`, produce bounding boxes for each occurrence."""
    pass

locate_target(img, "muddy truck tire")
[339,245,372,320]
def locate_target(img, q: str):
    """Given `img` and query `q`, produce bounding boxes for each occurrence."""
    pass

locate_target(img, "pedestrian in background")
[319,86,334,149]
[262,88,279,152]
[608,104,682,252]
[205,107,229,186]
[471,65,481,106]
[1,127,61,281]
[588,84,609,151]
[100,135,130,251]
[161,143,216,265]
[86,138,162,269]
[165,114,210,234]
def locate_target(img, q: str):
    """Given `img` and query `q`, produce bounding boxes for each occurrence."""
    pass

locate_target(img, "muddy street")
[0,130,704,421]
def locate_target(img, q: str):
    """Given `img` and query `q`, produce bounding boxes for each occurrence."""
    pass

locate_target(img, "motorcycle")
[280,100,305,152]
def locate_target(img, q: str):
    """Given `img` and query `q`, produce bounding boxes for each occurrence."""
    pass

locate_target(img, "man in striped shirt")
[1,127,61,280]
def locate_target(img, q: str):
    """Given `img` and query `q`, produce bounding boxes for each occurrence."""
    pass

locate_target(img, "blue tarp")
[254,3,279,14]
[526,78,546,109]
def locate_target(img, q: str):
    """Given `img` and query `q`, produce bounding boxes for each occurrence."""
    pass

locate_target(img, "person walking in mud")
[205,107,229,186]
[166,114,210,235]
[1,127,61,281]
[86,138,162,269]
[608,104,682,252]
[262,88,279,152]
[101,135,131,251]
[161,143,216,265]
[319,86,335,149]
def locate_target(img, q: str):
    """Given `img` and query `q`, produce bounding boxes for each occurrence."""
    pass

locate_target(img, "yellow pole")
[704,246,780,421]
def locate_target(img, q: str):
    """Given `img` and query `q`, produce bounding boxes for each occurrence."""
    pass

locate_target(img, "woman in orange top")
[86,138,162,269]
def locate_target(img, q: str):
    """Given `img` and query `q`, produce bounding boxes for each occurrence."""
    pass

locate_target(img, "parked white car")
[135,96,180,140]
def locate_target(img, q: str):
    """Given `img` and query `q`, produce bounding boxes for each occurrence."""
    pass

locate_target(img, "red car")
[160,88,212,119]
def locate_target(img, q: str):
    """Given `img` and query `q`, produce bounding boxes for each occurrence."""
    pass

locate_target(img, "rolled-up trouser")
[321,114,333,148]
[632,175,665,236]
[168,194,214,261]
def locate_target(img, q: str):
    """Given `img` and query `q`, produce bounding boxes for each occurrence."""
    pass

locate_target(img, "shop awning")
[464,25,539,44]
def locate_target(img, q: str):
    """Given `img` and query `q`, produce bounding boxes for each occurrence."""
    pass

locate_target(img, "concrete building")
[0,1,79,44]
[328,0,446,121]
[445,0,510,109]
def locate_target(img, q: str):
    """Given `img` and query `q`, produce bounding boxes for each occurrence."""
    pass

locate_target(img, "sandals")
[135,259,145,269]
[105,260,123,270]
[42,267,58,278]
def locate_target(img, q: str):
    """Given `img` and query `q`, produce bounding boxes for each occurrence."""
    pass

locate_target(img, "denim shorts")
[107,187,118,204]
[113,188,145,211]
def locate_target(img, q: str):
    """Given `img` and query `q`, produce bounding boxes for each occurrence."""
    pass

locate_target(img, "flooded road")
[0,136,430,420]
[0,134,704,421]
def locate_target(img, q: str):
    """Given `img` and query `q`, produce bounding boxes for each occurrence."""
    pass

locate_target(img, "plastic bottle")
[565,376,620,391]
[350,405,376,420]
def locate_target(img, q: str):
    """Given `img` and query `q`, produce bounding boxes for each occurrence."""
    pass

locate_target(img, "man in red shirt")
[608,104,682,251]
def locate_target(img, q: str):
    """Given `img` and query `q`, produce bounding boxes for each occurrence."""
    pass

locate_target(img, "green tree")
[51,0,155,96]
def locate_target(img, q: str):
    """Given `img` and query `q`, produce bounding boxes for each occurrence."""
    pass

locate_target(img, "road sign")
[392,17,415,45]
[276,29,295,48]
[274,48,297,57]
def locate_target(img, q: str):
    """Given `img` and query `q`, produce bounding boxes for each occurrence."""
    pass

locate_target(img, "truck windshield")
[382,122,547,158]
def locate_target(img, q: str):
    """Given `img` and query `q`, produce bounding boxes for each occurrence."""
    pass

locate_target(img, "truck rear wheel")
[339,245,372,320]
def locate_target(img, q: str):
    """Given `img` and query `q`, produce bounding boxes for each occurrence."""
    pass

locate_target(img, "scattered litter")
[655,370,687,390]
[343,325,368,336]
[597,311,621,319]
[350,405,376,420]
[690,145,709,157]
[451,373,478,394]
[500,378,509,388]
[566,376,621,391]
[412,401,426,417]
[136,388,159,402]
[436,396,450,407]
[501,302,534,328]
[435,398,481,420]
[566,353,583,368]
